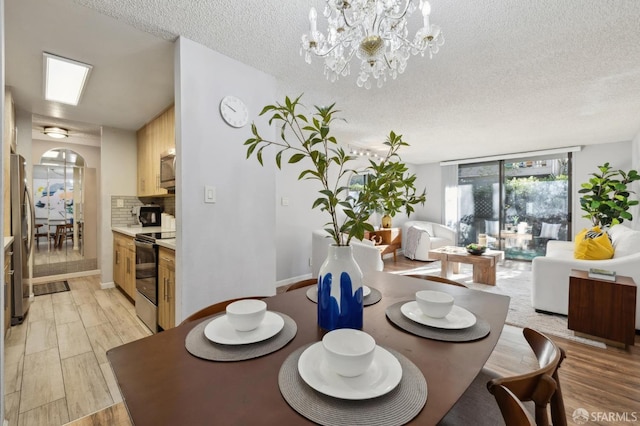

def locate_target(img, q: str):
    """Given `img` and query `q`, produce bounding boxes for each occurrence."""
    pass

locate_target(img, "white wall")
[412,162,443,223]
[1,1,5,420]
[572,141,633,234]
[175,37,277,322]
[99,127,137,285]
[631,131,640,231]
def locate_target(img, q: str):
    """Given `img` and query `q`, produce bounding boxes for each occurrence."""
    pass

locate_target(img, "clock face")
[219,95,249,128]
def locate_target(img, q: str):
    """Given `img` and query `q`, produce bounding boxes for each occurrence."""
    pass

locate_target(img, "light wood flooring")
[3,276,151,426]
[6,259,640,426]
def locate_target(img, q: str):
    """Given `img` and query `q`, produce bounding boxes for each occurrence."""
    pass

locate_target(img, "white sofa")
[532,224,640,329]
[401,221,457,261]
[311,230,384,278]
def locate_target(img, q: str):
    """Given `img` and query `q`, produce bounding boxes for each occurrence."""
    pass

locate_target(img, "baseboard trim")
[276,273,313,288]
[101,282,115,290]
[31,269,101,284]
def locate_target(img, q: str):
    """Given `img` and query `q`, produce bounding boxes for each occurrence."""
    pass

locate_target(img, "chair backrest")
[405,274,468,288]
[488,327,567,426]
[180,296,266,326]
[285,278,317,292]
[491,385,536,426]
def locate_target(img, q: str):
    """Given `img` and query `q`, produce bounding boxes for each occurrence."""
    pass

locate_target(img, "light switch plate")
[204,185,216,203]
[116,199,124,208]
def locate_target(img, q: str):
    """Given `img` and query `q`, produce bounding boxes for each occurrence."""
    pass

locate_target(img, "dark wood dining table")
[107,271,510,426]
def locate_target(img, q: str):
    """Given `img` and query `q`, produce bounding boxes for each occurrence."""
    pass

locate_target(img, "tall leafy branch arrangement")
[244,95,425,246]
[579,163,640,227]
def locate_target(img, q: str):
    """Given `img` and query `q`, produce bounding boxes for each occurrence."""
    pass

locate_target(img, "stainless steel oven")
[134,231,175,333]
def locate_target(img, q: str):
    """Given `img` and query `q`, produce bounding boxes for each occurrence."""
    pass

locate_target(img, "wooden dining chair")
[438,327,567,426]
[179,296,267,326]
[285,278,317,292]
[490,385,535,426]
[405,274,468,288]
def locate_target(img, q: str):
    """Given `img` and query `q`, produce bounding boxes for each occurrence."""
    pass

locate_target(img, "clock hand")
[227,104,237,112]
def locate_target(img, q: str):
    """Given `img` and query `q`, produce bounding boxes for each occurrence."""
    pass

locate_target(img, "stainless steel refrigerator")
[10,153,34,324]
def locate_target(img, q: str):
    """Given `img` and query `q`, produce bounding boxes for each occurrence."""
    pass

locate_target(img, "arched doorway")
[32,148,98,277]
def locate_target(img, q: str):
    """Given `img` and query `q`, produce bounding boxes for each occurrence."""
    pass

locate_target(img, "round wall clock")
[219,95,249,128]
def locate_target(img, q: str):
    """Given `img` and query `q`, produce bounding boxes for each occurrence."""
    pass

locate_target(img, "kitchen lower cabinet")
[158,246,175,330]
[113,232,136,299]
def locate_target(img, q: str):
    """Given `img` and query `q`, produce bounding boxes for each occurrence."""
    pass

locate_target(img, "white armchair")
[401,220,457,261]
[311,230,384,278]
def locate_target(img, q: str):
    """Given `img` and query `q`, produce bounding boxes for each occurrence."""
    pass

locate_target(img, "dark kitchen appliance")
[134,231,176,333]
[132,205,162,227]
[160,148,176,190]
[10,154,34,324]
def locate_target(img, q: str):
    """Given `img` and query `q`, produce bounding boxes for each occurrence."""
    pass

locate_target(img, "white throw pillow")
[611,227,640,258]
[539,222,561,239]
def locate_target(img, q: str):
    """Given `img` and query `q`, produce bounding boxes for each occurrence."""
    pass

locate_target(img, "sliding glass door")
[455,153,571,260]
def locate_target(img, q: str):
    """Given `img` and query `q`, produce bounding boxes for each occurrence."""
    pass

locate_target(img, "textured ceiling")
[6,0,640,163]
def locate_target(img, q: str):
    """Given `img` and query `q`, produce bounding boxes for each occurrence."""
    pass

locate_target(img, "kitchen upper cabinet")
[113,232,136,300]
[137,105,175,196]
[158,246,175,330]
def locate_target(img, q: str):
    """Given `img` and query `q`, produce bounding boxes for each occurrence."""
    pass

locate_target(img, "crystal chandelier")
[300,0,444,89]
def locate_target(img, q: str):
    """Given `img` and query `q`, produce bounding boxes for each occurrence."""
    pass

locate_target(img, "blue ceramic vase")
[317,244,364,331]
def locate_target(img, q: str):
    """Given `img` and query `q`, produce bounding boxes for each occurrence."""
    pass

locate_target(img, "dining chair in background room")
[284,278,318,292]
[180,296,267,326]
[438,327,567,426]
[404,274,468,288]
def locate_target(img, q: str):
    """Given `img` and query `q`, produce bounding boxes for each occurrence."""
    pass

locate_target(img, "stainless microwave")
[160,148,176,190]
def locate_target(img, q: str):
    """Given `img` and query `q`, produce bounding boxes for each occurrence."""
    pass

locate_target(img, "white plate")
[400,301,477,329]
[297,342,402,400]
[204,311,284,345]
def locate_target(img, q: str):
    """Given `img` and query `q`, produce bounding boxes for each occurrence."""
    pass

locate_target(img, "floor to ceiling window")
[455,153,571,260]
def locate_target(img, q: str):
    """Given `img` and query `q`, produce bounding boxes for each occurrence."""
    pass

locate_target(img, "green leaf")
[288,153,306,164]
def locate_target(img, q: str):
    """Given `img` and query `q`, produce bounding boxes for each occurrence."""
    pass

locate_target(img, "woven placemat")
[385,301,490,342]
[306,286,382,306]
[185,312,297,362]
[279,344,427,426]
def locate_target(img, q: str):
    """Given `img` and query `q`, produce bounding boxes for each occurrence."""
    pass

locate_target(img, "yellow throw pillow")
[574,227,614,260]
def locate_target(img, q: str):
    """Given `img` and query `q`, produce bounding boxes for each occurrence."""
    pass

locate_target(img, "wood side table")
[364,228,401,262]
[428,247,504,286]
[568,269,637,348]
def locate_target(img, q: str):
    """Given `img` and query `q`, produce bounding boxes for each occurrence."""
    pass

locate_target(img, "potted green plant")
[244,94,425,331]
[579,163,640,227]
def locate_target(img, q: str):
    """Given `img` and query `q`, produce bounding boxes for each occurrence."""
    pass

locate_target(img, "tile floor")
[3,275,151,426]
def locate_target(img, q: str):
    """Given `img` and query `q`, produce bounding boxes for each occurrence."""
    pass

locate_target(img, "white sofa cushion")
[609,225,640,258]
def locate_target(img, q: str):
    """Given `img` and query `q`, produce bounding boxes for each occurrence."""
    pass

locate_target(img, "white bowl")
[322,329,376,377]
[225,299,267,331]
[416,290,454,318]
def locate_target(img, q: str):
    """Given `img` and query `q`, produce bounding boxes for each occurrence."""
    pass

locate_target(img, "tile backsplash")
[111,195,176,227]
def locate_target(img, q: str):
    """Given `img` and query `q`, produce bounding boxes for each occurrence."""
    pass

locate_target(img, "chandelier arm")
[339,7,357,30]
[383,0,414,21]
[311,38,356,58]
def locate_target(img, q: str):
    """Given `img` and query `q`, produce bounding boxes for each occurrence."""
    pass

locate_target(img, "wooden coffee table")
[428,246,504,285]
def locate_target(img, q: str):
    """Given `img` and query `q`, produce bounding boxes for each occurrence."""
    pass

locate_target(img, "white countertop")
[112,226,175,250]
[4,236,14,251]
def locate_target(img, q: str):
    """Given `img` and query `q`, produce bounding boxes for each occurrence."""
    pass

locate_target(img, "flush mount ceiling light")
[301,0,444,89]
[43,52,93,105]
[43,127,69,139]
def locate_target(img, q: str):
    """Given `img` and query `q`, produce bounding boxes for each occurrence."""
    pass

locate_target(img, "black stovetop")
[136,231,176,242]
